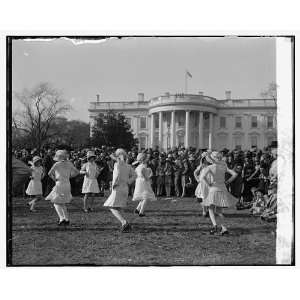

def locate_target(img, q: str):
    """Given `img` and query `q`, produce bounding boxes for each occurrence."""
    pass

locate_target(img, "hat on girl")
[53,150,67,162]
[205,151,222,164]
[29,156,42,165]
[87,150,96,160]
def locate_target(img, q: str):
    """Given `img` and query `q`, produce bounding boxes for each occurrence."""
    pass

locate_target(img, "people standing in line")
[156,157,165,197]
[95,152,109,197]
[181,153,190,197]
[25,156,45,212]
[103,149,137,232]
[80,151,100,213]
[46,150,79,226]
[201,151,238,235]
[132,153,156,217]
[230,164,244,208]
[42,149,55,196]
[194,152,211,217]
[149,152,159,195]
[173,153,183,197]
[12,154,32,197]
[164,154,174,197]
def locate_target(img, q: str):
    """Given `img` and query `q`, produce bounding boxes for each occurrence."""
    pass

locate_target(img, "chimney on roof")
[138,92,144,102]
[198,91,204,96]
[225,90,231,100]
[96,94,100,102]
[165,92,170,97]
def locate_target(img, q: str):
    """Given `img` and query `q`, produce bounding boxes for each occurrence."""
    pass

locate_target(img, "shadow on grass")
[12,223,274,236]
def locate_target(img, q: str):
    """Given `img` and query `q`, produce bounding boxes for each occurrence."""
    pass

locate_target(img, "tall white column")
[150,113,155,148]
[198,111,203,149]
[208,112,213,149]
[170,110,176,148]
[158,111,163,150]
[228,114,234,150]
[185,110,190,148]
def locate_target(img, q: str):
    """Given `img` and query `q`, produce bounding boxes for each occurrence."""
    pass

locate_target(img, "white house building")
[88,91,277,151]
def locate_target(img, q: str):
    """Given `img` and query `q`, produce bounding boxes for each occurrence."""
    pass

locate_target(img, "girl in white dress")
[132,153,156,217]
[194,152,212,217]
[103,149,136,232]
[26,156,45,212]
[80,151,100,212]
[46,150,79,226]
[201,151,238,235]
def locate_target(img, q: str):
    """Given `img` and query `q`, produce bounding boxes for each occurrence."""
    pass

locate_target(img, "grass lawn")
[10,196,276,265]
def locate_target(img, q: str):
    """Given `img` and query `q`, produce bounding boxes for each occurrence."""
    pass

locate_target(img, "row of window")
[125,117,147,129]
[219,115,274,129]
[126,115,275,130]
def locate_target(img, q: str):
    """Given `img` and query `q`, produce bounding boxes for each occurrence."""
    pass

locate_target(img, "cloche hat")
[87,150,96,160]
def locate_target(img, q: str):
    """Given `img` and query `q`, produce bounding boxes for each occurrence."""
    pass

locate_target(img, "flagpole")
[185,71,187,94]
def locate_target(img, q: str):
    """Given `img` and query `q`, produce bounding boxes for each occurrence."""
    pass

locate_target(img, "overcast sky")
[12,37,276,122]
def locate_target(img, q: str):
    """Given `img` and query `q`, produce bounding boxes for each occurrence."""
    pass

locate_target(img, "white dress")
[81,162,100,194]
[194,165,212,200]
[132,163,156,202]
[26,166,44,196]
[46,161,79,204]
[103,161,136,208]
[201,161,238,208]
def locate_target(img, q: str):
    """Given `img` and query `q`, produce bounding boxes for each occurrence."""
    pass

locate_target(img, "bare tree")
[260,82,278,104]
[13,82,71,150]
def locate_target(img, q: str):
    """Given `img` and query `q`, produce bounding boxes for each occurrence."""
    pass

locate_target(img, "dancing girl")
[201,151,238,235]
[80,150,100,212]
[46,150,79,226]
[103,149,136,232]
[132,153,156,217]
[194,152,212,217]
[26,156,45,212]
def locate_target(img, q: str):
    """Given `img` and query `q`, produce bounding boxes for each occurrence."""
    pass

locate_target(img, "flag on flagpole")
[186,70,192,78]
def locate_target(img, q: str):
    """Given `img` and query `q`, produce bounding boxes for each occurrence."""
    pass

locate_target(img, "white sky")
[12,36,276,122]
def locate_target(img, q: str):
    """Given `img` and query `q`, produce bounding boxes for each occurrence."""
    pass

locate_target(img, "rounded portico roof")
[148,93,218,114]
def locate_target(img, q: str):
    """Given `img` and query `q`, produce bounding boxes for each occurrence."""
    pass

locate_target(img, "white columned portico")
[158,111,163,149]
[208,112,213,149]
[185,110,190,148]
[170,110,176,148]
[150,113,155,148]
[198,111,204,149]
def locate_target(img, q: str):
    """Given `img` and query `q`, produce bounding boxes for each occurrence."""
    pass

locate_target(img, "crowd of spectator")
[12,142,278,222]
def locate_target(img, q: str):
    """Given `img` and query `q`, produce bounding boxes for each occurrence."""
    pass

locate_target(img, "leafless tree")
[13,82,71,150]
[260,82,278,104]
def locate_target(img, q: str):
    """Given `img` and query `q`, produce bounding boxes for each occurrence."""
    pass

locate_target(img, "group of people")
[12,142,278,233]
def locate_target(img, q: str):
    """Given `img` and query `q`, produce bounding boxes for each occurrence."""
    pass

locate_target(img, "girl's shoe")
[220,229,229,236]
[134,209,140,215]
[138,213,146,217]
[64,220,70,226]
[58,220,65,226]
[209,225,219,235]
[203,211,209,218]
[121,222,132,232]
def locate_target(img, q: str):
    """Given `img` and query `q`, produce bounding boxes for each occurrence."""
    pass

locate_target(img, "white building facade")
[88,92,277,151]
